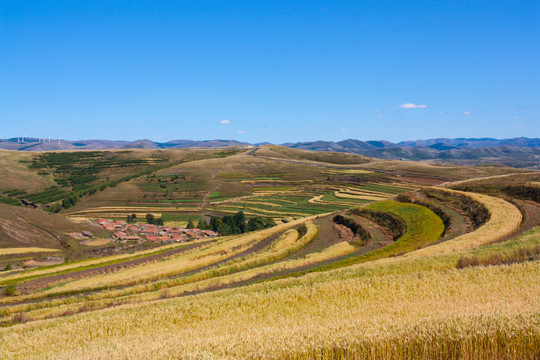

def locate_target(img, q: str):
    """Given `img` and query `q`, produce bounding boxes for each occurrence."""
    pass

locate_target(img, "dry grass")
[359,160,529,180]
[0,247,60,256]
[0,260,537,359]
[3,225,539,324]
[79,239,110,246]
[0,151,55,192]
[0,241,209,287]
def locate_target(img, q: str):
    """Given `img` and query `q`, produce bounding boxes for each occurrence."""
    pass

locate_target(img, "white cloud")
[219,120,231,124]
[463,111,471,115]
[398,103,428,109]
[237,130,245,134]
[437,111,444,114]
[341,129,347,133]
[376,109,382,113]
[514,116,520,120]
[377,115,384,119]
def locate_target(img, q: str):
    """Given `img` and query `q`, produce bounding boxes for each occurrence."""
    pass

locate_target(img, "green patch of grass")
[156,199,203,203]
[2,189,27,197]
[25,188,69,204]
[0,197,21,206]
[209,196,244,202]
[320,192,371,204]
[252,187,295,192]
[360,184,413,194]
[217,173,246,178]
[160,214,202,222]
[313,201,444,271]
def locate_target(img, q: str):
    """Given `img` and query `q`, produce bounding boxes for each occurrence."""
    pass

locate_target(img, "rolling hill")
[2,136,538,168]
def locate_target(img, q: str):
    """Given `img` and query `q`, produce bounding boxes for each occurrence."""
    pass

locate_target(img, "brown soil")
[288,215,345,259]
[492,199,540,244]
[333,223,355,243]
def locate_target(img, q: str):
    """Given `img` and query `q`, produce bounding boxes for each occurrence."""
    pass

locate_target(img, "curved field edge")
[1,223,348,321]
[0,260,537,359]
[407,188,522,258]
[309,201,445,271]
[8,225,538,324]
[0,217,326,307]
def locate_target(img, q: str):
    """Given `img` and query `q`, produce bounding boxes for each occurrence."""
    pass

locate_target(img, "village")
[96,218,219,244]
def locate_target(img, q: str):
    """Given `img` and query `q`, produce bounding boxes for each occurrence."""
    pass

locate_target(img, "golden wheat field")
[0,259,538,359]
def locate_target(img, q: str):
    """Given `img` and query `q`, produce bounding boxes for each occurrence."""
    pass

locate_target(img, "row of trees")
[47,172,151,213]
[126,210,275,236]
[193,211,276,236]
[125,213,164,225]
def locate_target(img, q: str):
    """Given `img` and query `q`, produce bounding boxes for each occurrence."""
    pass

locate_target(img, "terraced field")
[63,155,417,223]
[0,148,538,359]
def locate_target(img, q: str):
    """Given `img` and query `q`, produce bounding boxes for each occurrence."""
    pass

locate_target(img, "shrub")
[332,215,371,245]
[12,312,32,323]
[4,285,17,296]
[349,208,406,241]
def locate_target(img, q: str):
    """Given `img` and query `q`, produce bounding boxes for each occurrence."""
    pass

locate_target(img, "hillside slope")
[0,203,101,251]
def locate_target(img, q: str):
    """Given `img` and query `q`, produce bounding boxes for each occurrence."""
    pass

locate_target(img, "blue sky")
[1,1,538,143]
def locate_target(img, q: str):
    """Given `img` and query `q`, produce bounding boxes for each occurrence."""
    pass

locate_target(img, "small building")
[114,231,128,241]
[172,234,188,242]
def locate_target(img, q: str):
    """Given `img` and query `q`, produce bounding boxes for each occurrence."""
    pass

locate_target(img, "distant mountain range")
[283,137,540,151]
[1,137,539,168]
[0,138,251,151]
[283,138,540,168]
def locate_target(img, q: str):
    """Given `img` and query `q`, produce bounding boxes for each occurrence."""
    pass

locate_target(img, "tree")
[217,222,233,236]
[263,217,276,228]
[209,217,222,232]
[146,213,155,224]
[233,211,246,232]
[196,219,208,230]
[223,215,241,234]
[156,217,164,226]
[246,218,265,232]
[245,216,275,232]
[186,218,194,229]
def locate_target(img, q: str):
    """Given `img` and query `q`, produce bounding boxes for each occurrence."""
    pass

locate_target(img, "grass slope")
[0,204,101,254]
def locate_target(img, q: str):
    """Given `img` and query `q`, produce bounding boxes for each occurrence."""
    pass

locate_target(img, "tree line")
[195,211,276,236]
[130,210,276,236]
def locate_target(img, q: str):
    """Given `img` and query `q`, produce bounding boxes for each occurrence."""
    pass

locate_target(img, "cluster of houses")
[96,219,219,244]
